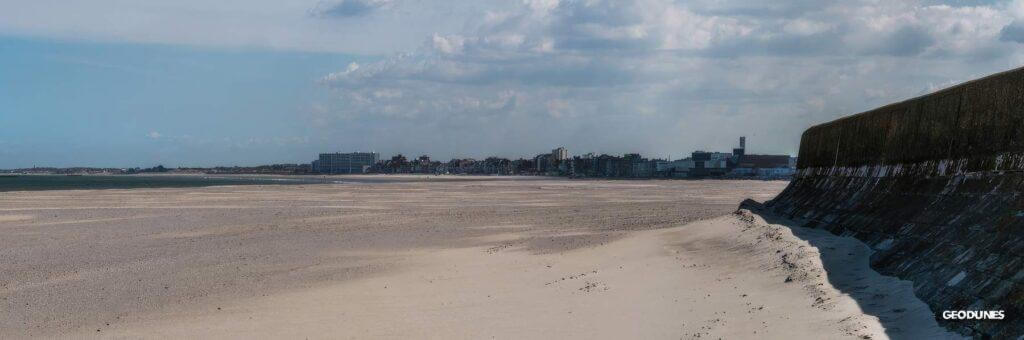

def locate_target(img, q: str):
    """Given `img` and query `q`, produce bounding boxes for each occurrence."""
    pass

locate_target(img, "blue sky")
[1,36,368,167]
[2,0,1024,168]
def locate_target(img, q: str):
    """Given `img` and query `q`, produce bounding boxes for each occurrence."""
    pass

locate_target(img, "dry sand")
[0,177,957,339]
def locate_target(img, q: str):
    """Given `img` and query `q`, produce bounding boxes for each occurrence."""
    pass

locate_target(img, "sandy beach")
[0,177,957,339]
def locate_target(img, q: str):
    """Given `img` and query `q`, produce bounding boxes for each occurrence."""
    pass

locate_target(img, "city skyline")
[0,137,772,170]
[6,135,796,181]
[5,1,1024,168]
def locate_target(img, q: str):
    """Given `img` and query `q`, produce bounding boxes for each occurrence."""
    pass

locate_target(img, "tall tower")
[733,136,746,157]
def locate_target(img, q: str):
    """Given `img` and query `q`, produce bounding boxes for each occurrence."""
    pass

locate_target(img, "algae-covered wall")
[767,67,1024,338]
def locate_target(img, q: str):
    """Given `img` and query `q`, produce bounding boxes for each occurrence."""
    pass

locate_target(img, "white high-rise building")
[551,147,568,161]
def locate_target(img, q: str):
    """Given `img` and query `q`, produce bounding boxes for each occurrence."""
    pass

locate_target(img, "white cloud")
[782,19,833,36]
[4,0,1022,159]
[313,0,1024,158]
[147,131,163,139]
[432,34,467,55]
[1009,0,1024,18]
[0,0,517,54]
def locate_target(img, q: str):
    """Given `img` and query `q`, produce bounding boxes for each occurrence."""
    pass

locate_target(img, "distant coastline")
[0,174,315,192]
[0,174,570,192]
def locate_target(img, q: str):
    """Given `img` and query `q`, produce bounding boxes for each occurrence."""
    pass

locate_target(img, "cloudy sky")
[2,0,1024,168]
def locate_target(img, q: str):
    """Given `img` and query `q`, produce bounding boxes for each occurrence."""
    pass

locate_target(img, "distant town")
[2,137,796,180]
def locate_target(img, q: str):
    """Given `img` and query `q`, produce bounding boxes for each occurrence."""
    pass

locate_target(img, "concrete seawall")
[766,67,1024,338]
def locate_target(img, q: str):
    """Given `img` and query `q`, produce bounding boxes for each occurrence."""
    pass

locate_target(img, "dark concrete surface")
[768,66,1024,338]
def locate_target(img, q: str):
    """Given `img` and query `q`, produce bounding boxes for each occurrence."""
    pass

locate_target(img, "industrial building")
[688,151,731,177]
[728,137,795,178]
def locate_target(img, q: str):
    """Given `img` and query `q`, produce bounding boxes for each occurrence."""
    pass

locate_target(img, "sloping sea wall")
[766,67,1024,338]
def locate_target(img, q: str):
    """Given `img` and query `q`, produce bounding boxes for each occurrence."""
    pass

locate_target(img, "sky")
[2,0,1024,168]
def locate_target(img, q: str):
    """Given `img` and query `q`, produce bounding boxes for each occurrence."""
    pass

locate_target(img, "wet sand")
[0,177,955,339]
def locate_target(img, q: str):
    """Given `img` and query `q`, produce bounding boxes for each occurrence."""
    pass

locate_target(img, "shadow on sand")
[738,199,962,340]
